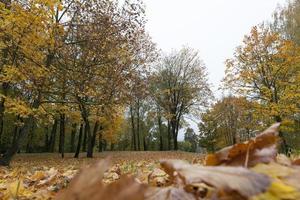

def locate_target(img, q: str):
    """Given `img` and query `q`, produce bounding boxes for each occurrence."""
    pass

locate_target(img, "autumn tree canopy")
[150,47,212,150]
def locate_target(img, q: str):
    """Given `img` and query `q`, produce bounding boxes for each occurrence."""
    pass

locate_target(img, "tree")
[0,0,63,165]
[199,96,262,151]
[224,24,300,153]
[184,128,198,152]
[272,0,300,45]
[44,0,155,158]
[0,0,156,165]
[151,47,212,150]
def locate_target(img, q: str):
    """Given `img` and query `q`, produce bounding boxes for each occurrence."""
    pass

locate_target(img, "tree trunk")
[167,120,171,150]
[0,117,30,166]
[275,116,289,155]
[175,118,181,151]
[70,123,77,152]
[98,132,103,152]
[44,126,49,152]
[59,113,65,158]
[171,119,178,150]
[136,100,141,151]
[26,120,35,153]
[84,121,92,157]
[49,119,58,152]
[110,143,114,151]
[130,106,137,151]
[0,96,4,147]
[82,124,87,152]
[158,115,163,151]
[11,122,20,148]
[91,123,100,150]
[74,124,83,158]
[143,136,147,151]
[87,121,99,158]
[103,140,107,151]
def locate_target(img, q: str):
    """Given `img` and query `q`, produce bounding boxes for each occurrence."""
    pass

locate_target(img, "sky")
[144,0,286,96]
[142,0,287,140]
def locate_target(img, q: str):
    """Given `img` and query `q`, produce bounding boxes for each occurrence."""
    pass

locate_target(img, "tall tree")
[272,0,300,45]
[151,47,212,150]
[224,25,300,152]
[0,0,63,166]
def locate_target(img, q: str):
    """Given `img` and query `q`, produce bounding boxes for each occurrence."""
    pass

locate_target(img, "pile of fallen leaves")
[1,123,300,199]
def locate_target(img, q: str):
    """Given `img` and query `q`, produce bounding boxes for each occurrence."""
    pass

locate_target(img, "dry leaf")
[148,168,169,187]
[292,159,300,166]
[161,159,271,199]
[56,158,147,200]
[145,187,196,200]
[205,123,280,167]
[56,159,111,199]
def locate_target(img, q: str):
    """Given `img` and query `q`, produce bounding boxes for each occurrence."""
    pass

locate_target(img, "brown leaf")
[55,159,111,199]
[91,176,146,200]
[205,123,280,167]
[148,168,169,187]
[292,159,300,166]
[276,154,292,166]
[56,158,146,200]
[160,159,271,199]
[284,170,300,191]
[145,187,196,200]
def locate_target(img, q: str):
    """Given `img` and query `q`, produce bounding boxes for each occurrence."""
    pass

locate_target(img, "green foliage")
[178,141,193,152]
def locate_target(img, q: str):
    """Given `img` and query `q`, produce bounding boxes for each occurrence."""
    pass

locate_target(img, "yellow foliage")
[4,97,32,118]
[101,107,125,143]
[252,182,300,200]
[224,24,300,126]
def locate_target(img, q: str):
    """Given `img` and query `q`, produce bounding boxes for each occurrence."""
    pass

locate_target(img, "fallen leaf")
[148,168,169,187]
[31,171,46,181]
[205,123,280,167]
[292,159,300,166]
[56,159,111,199]
[161,159,271,199]
[276,154,292,166]
[145,187,196,200]
[252,181,300,200]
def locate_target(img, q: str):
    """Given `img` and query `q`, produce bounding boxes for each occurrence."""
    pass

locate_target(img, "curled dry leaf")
[205,123,280,167]
[160,159,271,199]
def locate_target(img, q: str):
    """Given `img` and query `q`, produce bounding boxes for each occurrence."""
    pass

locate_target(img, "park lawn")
[0,151,204,199]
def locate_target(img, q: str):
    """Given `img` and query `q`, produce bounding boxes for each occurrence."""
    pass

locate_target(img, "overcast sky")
[142,0,287,140]
[144,0,287,96]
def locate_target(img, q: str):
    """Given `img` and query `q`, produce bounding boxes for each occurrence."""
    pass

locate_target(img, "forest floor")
[0,151,204,199]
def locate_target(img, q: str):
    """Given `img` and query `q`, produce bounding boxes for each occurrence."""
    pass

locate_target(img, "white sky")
[142,0,287,140]
[144,0,286,96]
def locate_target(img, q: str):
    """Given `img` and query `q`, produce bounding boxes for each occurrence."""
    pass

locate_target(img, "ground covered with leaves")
[0,151,203,199]
[1,124,300,200]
